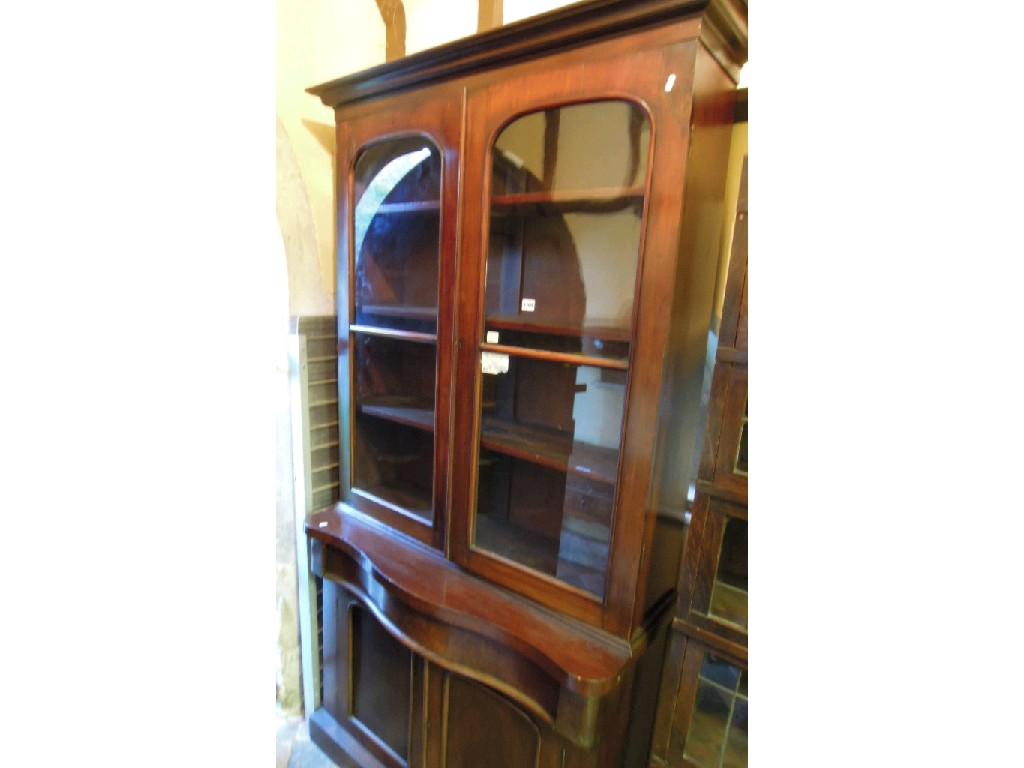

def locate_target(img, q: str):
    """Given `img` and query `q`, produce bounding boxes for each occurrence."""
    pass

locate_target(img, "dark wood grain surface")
[307,504,632,694]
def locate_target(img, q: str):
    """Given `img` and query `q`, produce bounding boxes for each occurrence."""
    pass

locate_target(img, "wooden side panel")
[642,42,738,620]
[648,626,689,763]
[622,616,672,767]
[717,157,747,351]
[649,98,747,766]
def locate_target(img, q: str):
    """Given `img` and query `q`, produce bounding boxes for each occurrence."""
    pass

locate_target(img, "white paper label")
[481,351,510,375]
[521,298,536,312]
[486,330,499,343]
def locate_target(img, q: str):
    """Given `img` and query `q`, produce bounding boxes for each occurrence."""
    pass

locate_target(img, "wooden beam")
[374,0,407,61]
[478,0,503,32]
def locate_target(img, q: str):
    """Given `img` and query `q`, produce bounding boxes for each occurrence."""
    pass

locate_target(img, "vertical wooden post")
[374,0,407,61]
[478,0,502,32]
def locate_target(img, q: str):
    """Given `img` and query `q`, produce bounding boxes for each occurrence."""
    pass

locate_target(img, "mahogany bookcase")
[304,2,747,766]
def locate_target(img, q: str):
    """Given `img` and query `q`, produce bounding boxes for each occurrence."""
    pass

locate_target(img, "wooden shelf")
[475,514,559,576]
[491,187,644,211]
[486,316,632,343]
[359,401,435,432]
[359,400,620,484]
[372,200,440,215]
[475,513,609,598]
[481,417,619,485]
[358,304,438,321]
[350,324,437,344]
[354,480,432,519]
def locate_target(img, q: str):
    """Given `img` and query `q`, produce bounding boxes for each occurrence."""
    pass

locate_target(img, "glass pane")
[709,518,748,630]
[685,653,747,768]
[473,356,626,599]
[684,679,732,768]
[485,101,650,359]
[699,654,741,692]
[352,333,435,519]
[722,698,748,768]
[492,101,650,195]
[353,137,441,334]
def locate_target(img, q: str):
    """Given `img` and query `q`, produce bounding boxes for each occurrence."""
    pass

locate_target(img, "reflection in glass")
[723,698,748,768]
[485,101,650,359]
[684,653,748,768]
[685,680,732,768]
[353,137,441,334]
[473,357,626,599]
[734,400,748,475]
[700,654,741,691]
[491,101,650,195]
[709,518,747,630]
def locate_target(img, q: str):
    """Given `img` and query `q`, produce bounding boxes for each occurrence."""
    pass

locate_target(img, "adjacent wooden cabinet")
[650,155,748,768]
[304,2,747,766]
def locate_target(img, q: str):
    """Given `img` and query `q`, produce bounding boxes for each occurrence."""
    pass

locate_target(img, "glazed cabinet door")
[661,636,748,768]
[335,84,461,549]
[450,38,700,634]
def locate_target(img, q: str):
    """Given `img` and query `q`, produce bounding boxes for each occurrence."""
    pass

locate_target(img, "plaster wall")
[276,0,576,317]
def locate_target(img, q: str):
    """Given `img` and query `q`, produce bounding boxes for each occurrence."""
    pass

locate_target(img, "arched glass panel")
[486,100,650,359]
[472,101,652,599]
[353,137,441,334]
[350,137,441,520]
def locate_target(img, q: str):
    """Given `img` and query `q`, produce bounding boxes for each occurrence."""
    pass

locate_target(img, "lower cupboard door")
[322,581,418,768]
[444,675,539,768]
[322,579,573,768]
[428,670,567,768]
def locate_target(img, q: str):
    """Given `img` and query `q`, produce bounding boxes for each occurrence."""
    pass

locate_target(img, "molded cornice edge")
[701,0,748,82]
[308,0,748,108]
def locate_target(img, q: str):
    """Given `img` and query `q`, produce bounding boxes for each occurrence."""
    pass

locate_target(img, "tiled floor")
[277,714,334,768]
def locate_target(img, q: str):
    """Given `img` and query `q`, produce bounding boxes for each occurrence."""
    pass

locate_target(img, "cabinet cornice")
[307,0,747,108]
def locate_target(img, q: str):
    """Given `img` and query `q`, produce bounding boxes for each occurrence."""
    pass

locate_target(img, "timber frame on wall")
[303,2,748,766]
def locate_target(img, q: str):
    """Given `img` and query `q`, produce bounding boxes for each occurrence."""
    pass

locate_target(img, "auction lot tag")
[481,351,510,375]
